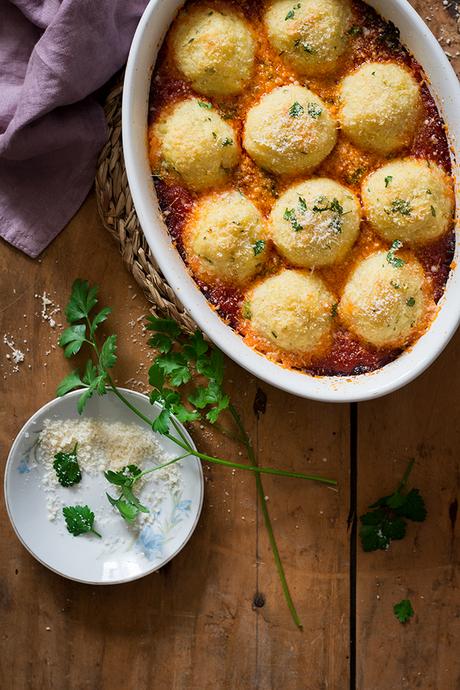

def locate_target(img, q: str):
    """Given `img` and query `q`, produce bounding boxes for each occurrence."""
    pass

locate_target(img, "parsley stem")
[164,433,336,484]
[398,458,415,492]
[91,528,102,538]
[109,383,336,484]
[229,403,303,630]
[137,453,191,479]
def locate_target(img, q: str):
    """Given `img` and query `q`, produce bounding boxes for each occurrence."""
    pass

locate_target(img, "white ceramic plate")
[4,389,204,584]
[122,0,460,403]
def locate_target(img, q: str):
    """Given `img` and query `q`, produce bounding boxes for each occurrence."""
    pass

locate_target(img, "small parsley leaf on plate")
[53,443,82,487]
[393,599,414,623]
[63,505,101,537]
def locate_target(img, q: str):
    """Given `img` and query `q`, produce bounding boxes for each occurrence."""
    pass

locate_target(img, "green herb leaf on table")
[99,334,118,370]
[393,599,414,623]
[59,324,87,358]
[63,505,101,537]
[65,279,99,323]
[56,370,84,397]
[359,460,426,552]
[90,307,112,336]
[53,444,82,487]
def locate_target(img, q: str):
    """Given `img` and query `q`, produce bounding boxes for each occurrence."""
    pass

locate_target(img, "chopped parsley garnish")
[380,21,401,50]
[386,239,405,268]
[390,199,412,216]
[242,301,252,319]
[359,459,426,552]
[271,331,278,339]
[406,297,416,307]
[284,208,303,232]
[197,101,212,109]
[252,239,266,256]
[431,205,436,217]
[394,599,414,624]
[63,505,101,538]
[221,137,233,147]
[53,443,82,487]
[347,167,365,185]
[294,39,315,54]
[298,195,308,213]
[289,101,304,117]
[347,25,363,36]
[384,175,393,188]
[285,3,301,20]
[307,102,322,119]
[331,303,338,317]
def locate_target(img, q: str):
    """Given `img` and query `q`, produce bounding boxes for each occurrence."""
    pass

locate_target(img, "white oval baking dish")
[122,0,460,403]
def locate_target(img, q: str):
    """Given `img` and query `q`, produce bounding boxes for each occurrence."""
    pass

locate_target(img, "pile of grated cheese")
[39,418,165,475]
[37,419,182,523]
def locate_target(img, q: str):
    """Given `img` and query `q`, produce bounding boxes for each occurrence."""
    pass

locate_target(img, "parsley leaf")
[53,443,82,487]
[146,317,182,338]
[431,205,436,217]
[221,137,233,147]
[56,370,84,397]
[99,334,117,369]
[155,352,191,387]
[90,307,112,336]
[393,599,414,623]
[65,279,99,323]
[198,101,212,109]
[406,297,416,307]
[252,239,266,256]
[359,460,426,552]
[183,330,209,361]
[289,101,304,117]
[107,489,148,522]
[59,324,87,358]
[348,25,363,36]
[386,239,405,268]
[284,208,303,232]
[384,175,393,188]
[104,464,141,487]
[196,348,225,385]
[63,505,101,537]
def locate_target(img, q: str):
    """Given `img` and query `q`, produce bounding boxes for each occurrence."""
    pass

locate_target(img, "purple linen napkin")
[0,0,148,257]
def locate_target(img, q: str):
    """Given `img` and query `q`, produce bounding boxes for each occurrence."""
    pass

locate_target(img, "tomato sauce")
[148,0,455,376]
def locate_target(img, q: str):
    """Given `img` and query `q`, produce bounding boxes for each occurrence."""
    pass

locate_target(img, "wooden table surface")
[1,3,459,689]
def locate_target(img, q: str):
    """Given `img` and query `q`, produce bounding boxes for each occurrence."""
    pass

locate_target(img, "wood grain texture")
[0,197,349,690]
[0,2,458,689]
[356,4,460,690]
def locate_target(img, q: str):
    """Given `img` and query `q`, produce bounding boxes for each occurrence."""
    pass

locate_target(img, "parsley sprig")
[393,598,414,623]
[63,505,101,538]
[53,443,82,487]
[359,460,426,552]
[57,279,338,629]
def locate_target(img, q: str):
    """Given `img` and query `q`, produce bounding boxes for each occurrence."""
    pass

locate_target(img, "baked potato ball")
[244,269,336,353]
[171,5,255,96]
[153,98,239,191]
[339,250,430,348]
[184,191,268,286]
[264,0,353,76]
[338,62,422,155]
[269,178,361,267]
[362,158,454,245]
[243,84,337,176]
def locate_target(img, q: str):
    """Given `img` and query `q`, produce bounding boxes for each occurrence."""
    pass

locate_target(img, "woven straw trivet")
[95,80,196,333]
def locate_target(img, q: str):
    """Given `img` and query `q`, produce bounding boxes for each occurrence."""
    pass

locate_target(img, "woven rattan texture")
[95,81,196,332]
